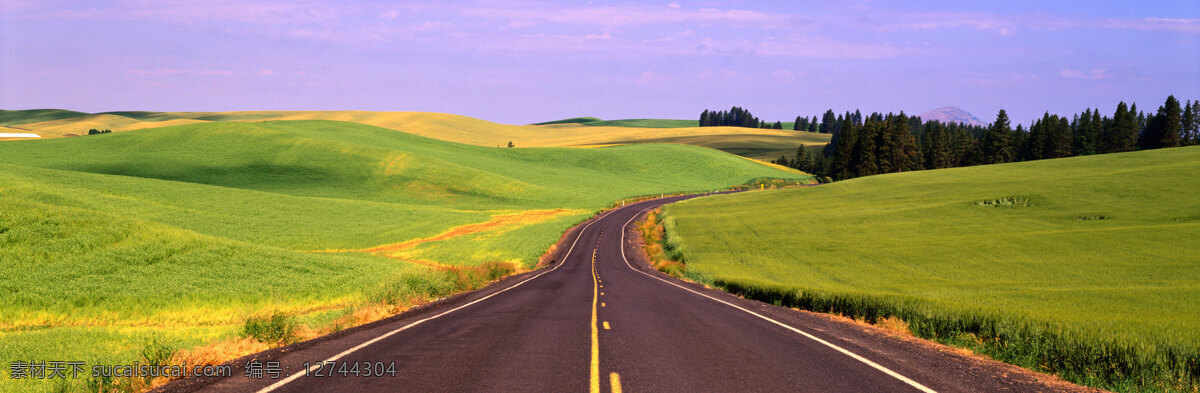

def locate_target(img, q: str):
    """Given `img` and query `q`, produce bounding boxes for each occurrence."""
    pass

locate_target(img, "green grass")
[0,109,89,126]
[0,119,804,392]
[661,146,1200,393]
[8,110,829,165]
[531,116,602,125]
[604,132,830,161]
[532,117,699,127]
[583,119,700,128]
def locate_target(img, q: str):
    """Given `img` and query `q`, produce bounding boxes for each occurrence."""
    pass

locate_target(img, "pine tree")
[949,124,978,166]
[773,121,783,130]
[853,118,879,177]
[830,118,858,179]
[700,110,710,127]
[819,110,836,134]
[923,121,953,169]
[1191,100,1200,145]
[1160,95,1182,148]
[1012,124,1028,161]
[981,109,1013,164]
[1072,108,1099,156]
[792,145,809,172]
[1182,101,1196,146]
[1027,115,1047,160]
[1104,102,1137,153]
[1047,115,1073,158]
[1183,100,1199,146]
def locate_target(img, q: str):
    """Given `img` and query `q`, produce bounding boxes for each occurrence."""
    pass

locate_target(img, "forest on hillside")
[728,96,1200,181]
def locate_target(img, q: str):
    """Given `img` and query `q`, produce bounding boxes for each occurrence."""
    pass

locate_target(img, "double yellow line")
[590,249,600,393]
[590,248,622,393]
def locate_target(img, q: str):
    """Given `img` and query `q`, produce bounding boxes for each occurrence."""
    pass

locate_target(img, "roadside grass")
[636,208,687,277]
[661,146,1200,393]
[0,119,804,392]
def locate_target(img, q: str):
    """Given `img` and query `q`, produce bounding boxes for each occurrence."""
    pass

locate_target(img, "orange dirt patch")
[307,209,575,270]
[360,209,575,253]
[384,255,453,270]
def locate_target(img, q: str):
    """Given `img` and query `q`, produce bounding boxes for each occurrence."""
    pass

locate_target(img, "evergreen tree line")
[700,106,784,129]
[700,106,761,128]
[772,95,1199,181]
[87,128,112,135]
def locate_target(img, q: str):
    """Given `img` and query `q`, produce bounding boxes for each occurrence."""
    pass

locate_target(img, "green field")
[0,119,806,392]
[533,117,698,128]
[0,109,88,126]
[660,146,1200,392]
[1,110,826,164]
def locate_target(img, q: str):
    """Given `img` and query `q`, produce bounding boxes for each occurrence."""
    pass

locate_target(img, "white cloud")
[1058,68,1111,80]
[125,68,235,76]
[635,70,673,84]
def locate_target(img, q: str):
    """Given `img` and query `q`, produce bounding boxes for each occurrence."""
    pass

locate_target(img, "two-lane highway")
[159,194,1094,393]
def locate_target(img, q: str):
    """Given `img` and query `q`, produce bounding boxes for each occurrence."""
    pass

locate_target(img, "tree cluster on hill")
[772,95,1199,182]
[792,115,819,132]
[700,106,760,128]
[87,128,112,135]
[700,106,782,129]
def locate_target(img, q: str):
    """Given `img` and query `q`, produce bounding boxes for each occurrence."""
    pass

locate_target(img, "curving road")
[157,194,1092,393]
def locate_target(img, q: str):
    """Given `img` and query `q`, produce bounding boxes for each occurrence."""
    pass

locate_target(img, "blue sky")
[2,1,1198,125]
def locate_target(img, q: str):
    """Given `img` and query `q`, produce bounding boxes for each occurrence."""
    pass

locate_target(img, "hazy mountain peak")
[919,106,985,126]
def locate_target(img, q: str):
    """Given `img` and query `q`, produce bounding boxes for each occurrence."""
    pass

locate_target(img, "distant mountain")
[919,106,985,127]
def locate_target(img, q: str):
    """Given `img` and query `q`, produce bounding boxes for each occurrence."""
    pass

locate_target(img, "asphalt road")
[158,193,1094,393]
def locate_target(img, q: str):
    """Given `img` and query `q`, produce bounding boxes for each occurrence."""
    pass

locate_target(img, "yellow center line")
[601,302,606,307]
[603,321,611,330]
[610,372,623,393]
[590,249,600,393]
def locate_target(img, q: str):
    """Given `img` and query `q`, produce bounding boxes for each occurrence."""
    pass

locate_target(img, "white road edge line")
[617,204,938,393]
[255,207,621,393]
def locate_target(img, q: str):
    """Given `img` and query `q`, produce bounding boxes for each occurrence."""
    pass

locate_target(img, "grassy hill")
[0,109,88,126]
[533,117,699,128]
[532,116,602,125]
[0,119,805,392]
[0,110,829,162]
[659,146,1200,392]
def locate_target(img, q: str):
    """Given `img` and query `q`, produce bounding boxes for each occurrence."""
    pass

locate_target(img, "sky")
[2,1,1199,126]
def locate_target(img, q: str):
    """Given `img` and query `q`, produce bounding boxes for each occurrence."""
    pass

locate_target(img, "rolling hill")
[658,146,1200,392]
[0,110,830,161]
[0,119,807,392]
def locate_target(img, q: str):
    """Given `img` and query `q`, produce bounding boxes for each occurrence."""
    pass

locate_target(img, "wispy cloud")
[1059,68,1112,80]
[457,3,791,29]
[858,12,1200,36]
[1079,17,1200,34]
[125,68,236,76]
